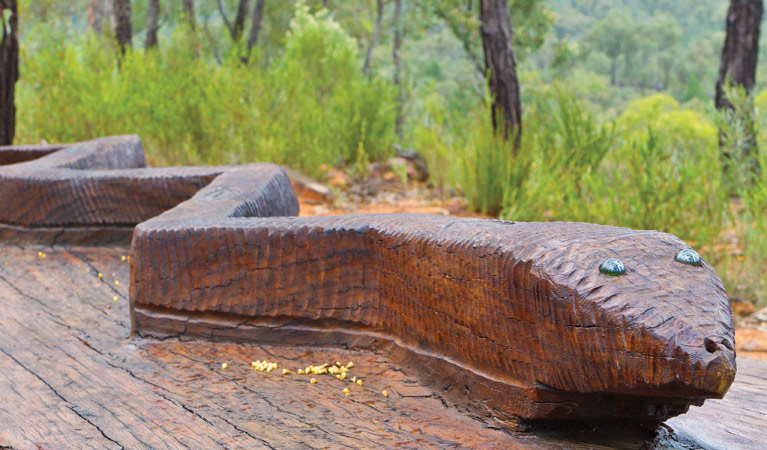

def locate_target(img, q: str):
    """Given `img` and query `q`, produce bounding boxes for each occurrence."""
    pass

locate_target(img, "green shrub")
[583,94,728,248]
[16,6,396,177]
[410,91,531,217]
[505,87,613,222]
[585,128,726,248]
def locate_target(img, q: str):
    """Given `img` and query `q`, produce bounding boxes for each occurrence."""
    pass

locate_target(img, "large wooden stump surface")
[0,244,764,449]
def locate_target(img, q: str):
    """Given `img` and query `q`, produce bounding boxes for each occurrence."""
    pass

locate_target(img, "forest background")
[12,0,767,307]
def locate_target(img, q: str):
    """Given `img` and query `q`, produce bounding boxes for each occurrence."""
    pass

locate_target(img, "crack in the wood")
[220,417,279,450]
[100,358,231,448]
[0,348,124,449]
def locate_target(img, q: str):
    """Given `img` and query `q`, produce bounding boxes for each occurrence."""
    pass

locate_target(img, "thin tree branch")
[436,9,484,76]
[363,0,385,76]
[216,0,235,37]
[242,0,265,64]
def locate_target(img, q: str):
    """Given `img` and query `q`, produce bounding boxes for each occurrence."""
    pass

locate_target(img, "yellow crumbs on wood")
[4,261,8,266]
[37,251,47,258]
[310,378,317,384]
[114,280,120,286]
[252,360,278,372]
[112,296,118,302]
[356,379,363,386]
[221,362,228,370]
[97,273,103,279]
[121,255,127,262]
[343,387,350,395]
[282,369,291,376]
[382,390,388,398]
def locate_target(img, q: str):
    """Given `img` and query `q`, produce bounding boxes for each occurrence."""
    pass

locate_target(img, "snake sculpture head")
[0,135,736,425]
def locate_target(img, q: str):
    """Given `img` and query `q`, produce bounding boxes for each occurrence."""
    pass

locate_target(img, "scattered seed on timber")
[4,261,7,266]
[37,251,47,258]
[351,376,356,382]
[282,369,292,376]
[97,273,103,279]
[221,362,228,370]
[114,280,120,286]
[310,378,317,384]
[297,369,305,374]
[252,360,278,372]
[112,296,118,302]
[382,390,388,398]
[356,379,363,386]
[343,388,350,395]
[121,255,127,262]
[335,361,341,367]
[346,362,354,369]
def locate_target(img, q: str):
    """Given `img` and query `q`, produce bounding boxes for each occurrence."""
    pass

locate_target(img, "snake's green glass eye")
[600,258,626,276]
[676,249,702,266]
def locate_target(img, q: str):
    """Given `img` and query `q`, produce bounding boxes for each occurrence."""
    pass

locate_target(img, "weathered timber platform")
[0,244,765,450]
[0,136,764,448]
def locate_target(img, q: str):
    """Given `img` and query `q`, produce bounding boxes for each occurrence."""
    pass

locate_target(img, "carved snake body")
[0,136,736,424]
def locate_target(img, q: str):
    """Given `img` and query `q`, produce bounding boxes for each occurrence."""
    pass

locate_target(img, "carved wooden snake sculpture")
[0,136,736,425]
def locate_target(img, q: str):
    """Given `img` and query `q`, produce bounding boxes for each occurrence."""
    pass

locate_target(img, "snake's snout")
[696,336,736,398]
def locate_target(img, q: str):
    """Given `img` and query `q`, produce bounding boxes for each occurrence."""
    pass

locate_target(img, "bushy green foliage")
[415,88,727,253]
[16,6,396,176]
[13,0,767,306]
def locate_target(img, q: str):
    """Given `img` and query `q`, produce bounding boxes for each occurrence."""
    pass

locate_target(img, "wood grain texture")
[0,136,228,244]
[0,245,763,449]
[0,135,739,429]
[0,143,68,165]
[130,147,735,424]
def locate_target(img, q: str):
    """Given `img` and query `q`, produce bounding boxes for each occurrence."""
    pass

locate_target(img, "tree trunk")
[716,0,762,106]
[113,0,132,55]
[0,0,18,146]
[392,0,403,138]
[233,0,250,40]
[480,0,522,151]
[182,0,196,30]
[363,0,384,77]
[715,0,763,169]
[216,0,249,41]
[145,0,159,49]
[242,0,264,64]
